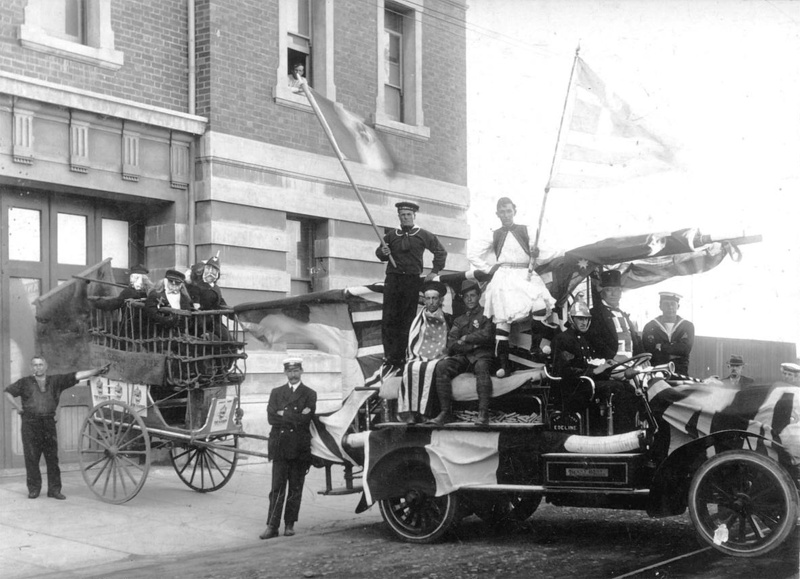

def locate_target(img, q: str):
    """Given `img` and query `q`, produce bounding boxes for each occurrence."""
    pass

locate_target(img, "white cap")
[283,356,303,369]
[659,291,682,302]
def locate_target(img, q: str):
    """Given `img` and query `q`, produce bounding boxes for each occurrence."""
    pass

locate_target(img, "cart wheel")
[79,400,151,504]
[169,434,239,492]
[379,483,461,544]
[469,492,542,528]
[688,450,799,557]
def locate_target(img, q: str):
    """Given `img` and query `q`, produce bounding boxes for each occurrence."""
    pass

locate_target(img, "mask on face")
[130,274,144,291]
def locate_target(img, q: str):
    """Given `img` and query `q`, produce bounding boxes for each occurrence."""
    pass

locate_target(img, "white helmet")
[569,301,591,318]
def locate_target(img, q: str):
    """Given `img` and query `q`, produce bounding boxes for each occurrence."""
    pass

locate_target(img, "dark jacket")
[589,302,643,360]
[642,316,695,375]
[446,305,495,361]
[188,281,227,310]
[551,327,602,379]
[144,289,194,328]
[376,226,447,276]
[267,382,317,461]
[91,287,148,311]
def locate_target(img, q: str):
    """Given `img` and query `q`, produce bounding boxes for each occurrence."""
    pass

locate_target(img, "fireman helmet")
[569,301,591,319]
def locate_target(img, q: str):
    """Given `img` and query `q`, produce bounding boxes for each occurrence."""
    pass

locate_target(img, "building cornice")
[0,71,207,135]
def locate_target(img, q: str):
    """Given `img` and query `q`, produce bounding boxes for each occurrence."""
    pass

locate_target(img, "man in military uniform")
[780,362,800,386]
[429,280,496,426]
[642,292,695,376]
[376,201,447,368]
[588,269,643,361]
[260,357,317,540]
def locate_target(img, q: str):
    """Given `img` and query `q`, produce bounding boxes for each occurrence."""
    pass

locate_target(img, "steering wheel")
[601,353,653,381]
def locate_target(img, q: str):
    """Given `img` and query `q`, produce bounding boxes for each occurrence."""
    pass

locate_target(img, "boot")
[427,381,454,425]
[476,381,492,426]
[495,340,512,378]
[381,399,398,423]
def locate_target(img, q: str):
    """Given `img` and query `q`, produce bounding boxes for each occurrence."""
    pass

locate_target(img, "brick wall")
[196,0,468,186]
[0,0,190,112]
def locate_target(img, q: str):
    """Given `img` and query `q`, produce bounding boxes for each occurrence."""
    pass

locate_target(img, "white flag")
[549,58,676,189]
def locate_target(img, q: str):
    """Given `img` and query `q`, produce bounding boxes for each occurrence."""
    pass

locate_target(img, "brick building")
[0,0,468,469]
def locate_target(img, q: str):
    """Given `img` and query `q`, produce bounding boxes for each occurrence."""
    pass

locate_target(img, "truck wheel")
[470,492,542,529]
[379,484,460,544]
[688,450,798,557]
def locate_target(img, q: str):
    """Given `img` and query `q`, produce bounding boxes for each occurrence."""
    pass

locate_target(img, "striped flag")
[548,57,676,189]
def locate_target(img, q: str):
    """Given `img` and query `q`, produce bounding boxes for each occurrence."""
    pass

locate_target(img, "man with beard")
[89,264,153,343]
[188,255,226,311]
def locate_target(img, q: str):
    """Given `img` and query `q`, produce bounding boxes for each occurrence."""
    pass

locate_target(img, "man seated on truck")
[88,264,153,343]
[398,280,452,424]
[144,269,195,333]
[428,280,497,426]
[551,300,605,416]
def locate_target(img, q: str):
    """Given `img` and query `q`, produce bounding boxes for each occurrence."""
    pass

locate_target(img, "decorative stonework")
[170,139,190,189]
[12,109,34,164]
[122,129,140,182]
[70,119,90,173]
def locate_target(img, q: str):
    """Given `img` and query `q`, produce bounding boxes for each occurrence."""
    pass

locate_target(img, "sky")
[465,0,800,350]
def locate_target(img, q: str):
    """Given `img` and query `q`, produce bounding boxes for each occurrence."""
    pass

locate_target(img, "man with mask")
[144,269,194,330]
[188,255,226,311]
[376,201,447,369]
[89,264,153,342]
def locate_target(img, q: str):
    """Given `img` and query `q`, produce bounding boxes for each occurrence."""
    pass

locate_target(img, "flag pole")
[298,79,397,268]
[531,45,582,269]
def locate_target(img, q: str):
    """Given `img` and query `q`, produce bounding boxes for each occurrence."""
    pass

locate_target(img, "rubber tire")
[688,449,799,557]
[470,492,542,529]
[379,484,461,544]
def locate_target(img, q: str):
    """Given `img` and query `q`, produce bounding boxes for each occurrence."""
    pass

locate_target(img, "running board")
[460,483,649,496]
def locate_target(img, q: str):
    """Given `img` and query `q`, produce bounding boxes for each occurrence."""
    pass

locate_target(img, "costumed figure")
[398,281,452,424]
[468,197,556,378]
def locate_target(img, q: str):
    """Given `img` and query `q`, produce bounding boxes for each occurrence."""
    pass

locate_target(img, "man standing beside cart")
[5,356,109,500]
[261,357,317,540]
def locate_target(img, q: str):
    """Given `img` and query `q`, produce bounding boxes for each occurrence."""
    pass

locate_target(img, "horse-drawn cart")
[78,301,270,504]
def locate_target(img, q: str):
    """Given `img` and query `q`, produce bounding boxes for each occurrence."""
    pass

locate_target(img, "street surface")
[2,462,797,579]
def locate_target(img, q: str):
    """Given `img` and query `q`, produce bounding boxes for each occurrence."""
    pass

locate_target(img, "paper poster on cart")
[89,377,148,417]
[210,397,235,432]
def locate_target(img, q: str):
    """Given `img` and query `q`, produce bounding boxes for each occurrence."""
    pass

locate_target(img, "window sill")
[373,113,430,142]
[19,25,123,71]
[273,84,313,113]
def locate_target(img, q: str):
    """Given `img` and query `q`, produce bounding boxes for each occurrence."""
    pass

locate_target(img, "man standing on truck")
[642,292,694,376]
[261,357,317,540]
[5,356,109,500]
[376,201,447,369]
[429,280,496,426]
[468,197,556,378]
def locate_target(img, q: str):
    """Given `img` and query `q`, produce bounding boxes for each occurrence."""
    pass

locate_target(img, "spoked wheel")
[469,492,542,529]
[379,484,461,544]
[169,434,239,492]
[79,400,151,504]
[688,450,799,557]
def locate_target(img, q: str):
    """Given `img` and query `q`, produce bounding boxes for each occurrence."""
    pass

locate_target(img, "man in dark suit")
[588,269,643,361]
[428,280,496,426]
[724,355,754,387]
[143,269,194,330]
[260,357,317,540]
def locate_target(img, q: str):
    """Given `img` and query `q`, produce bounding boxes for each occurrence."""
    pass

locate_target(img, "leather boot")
[427,381,454,425]
[476,380,492,426]
[495,340,512,378]
[381,399,398,423]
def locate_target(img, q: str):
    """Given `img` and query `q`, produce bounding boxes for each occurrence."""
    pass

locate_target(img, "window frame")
[274,0,336,112]
[18,0,123,71]
[374,0,430,141]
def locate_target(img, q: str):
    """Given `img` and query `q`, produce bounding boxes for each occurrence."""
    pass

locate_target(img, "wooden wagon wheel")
[79,400,151,504]
[169,434,239,492]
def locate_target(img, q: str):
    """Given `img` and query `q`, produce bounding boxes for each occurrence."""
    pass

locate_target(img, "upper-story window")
[275,0,335,110]
[374,1,430,141]
[18,0,123,70]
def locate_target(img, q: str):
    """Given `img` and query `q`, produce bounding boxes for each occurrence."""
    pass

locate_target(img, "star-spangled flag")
[304,85,395,174]
[548,57,677,189]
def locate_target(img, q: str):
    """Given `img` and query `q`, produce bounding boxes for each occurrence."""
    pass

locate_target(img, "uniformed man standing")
[376,201,447,368]
[260,357,317,540]
[642,292,695,376]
